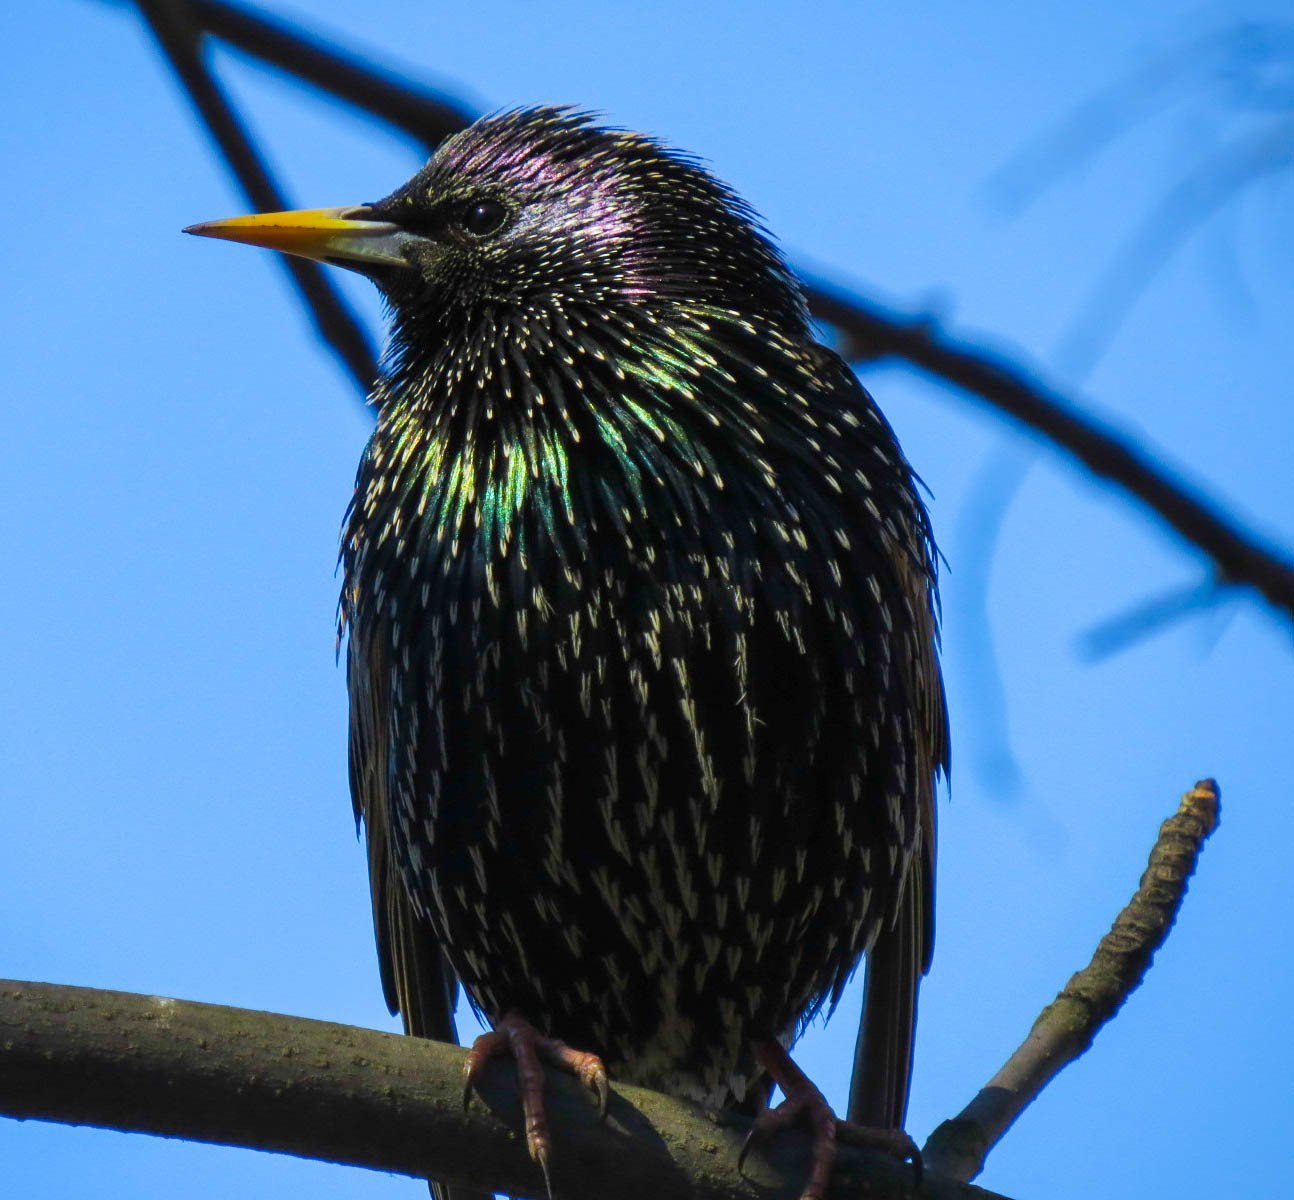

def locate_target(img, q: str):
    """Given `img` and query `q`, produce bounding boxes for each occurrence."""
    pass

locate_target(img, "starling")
[187,106,948,1200]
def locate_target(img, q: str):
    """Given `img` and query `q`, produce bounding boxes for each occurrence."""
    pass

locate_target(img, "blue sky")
[3,3,1293,1198]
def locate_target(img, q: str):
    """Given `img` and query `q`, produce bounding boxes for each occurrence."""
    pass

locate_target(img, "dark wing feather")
[349,631,486,1200]
[848,538,946,1131]
[349,631,460,1041]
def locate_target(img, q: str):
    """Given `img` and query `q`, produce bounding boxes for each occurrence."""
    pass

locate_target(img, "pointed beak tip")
[177,207,411,270]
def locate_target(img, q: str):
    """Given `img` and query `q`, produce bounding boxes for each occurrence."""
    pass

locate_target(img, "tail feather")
[388,893,493,1200]
[848,852,929,1130]
[383,880,492,1200]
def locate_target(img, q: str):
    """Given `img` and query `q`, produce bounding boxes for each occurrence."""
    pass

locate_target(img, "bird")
[186,105,948,1200]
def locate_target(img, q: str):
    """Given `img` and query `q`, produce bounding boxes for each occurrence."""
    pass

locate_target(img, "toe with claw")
[739,1039,921,1200]
[462,1011,609,1193]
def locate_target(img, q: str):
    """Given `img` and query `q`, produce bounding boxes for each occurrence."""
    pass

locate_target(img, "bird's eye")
[462,199,509,238]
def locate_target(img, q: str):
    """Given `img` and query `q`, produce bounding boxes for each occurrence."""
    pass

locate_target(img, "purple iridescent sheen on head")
[367,106,805,321]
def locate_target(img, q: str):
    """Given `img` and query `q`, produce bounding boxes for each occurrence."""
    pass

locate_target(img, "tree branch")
[134,0,380,392]
[0,980,1009,1200]
[185,0,473,147]
[802,279,1294,623]
[922,778,1221,1181]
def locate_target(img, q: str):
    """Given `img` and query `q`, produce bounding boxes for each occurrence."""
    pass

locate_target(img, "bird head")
[185,107,806,346]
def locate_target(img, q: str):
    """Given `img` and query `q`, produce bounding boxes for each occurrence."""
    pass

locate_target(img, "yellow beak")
[183,205,413,270]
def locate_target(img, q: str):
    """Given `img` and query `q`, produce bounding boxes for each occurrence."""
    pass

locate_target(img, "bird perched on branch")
[188,106,947,1200]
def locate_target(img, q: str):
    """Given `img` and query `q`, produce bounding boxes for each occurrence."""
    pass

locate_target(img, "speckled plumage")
[338,108,947,1127]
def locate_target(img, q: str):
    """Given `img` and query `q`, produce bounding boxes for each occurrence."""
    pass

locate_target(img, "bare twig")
[134,0,379,391]
[1078,579,1235,660]
[987,22,1294,374]
[985,24,1289,211]
[1055,118,1294,375]
[922,779,1222,1182]
[186,0,473,147]
[0,980,1010,1200]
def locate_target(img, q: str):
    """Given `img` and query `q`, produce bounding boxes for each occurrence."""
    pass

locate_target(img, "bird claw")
[836,1122,923,1188]
[742,1039,921,1200]
[461,1011,610,1187]
[462,1026,510,1111]
[585,1064,611,1121]
[539,1034,610,1120]
[735,1123,763,1177]
[534,1143,553,1200]
[594,1069,611,1120]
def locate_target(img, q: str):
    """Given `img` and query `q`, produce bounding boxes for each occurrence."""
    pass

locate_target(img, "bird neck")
[340,294,835,638]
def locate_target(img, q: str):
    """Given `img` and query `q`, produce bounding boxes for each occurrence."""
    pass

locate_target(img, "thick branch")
[922,778,1221,1182]
[0,980,1008,1200]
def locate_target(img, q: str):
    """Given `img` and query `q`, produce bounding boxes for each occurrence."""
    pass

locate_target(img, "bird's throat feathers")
[354,296,828,578]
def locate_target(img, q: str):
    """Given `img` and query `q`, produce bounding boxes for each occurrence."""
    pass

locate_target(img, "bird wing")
[349,630,460,1041]
[847,511,947,1132]
[349,631,484,1200]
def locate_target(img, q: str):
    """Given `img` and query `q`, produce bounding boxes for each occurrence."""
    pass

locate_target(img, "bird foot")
[462,1011,609,1194]
[738,1039,921,1200]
